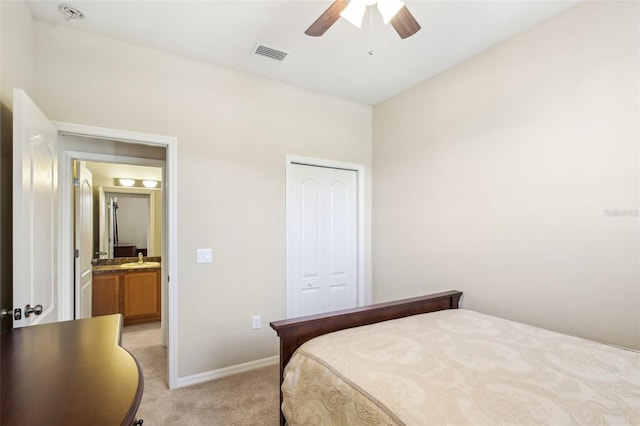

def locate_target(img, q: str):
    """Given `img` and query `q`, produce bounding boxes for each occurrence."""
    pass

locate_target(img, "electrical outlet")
[252,315,261,329]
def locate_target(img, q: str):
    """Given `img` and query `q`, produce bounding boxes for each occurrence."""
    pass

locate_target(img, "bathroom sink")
[120,261,161,269]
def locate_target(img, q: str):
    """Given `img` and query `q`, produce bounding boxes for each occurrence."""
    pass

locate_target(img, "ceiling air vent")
[251,43,289,63]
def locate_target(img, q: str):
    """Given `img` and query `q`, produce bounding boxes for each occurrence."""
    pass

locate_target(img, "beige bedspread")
[282,309,640,425]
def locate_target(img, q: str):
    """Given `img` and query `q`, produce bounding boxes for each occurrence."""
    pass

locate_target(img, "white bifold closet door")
[287,163,357,318]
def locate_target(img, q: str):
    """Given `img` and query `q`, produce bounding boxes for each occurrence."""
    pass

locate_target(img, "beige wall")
[0,1,34,105]
[32,22,372,376]
[0,0,35,332]
[373,1,639,349]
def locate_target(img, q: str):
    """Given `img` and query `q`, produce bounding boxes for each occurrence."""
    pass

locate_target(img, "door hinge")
[74,249,80,258]
[73,177,80,187]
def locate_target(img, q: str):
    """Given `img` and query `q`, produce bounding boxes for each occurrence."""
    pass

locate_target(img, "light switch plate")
[196,248,212,263]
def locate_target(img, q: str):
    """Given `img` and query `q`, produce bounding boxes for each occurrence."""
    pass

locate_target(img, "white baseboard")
[175,355,279,389]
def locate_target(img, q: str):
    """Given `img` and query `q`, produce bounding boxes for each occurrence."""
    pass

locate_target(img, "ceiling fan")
[305,0,421,39]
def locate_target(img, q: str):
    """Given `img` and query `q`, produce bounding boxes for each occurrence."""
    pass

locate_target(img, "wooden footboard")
[270,290,463,425]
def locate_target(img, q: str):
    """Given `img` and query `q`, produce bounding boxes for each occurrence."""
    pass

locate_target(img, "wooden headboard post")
[270,290,463,425]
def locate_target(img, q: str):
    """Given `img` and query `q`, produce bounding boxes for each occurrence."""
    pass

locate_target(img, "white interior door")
[75,161,93,319]
[287,163,357,318]
[12,89,59,327]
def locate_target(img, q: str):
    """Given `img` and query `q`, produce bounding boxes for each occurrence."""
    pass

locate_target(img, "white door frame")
[286,155,367,317]
[54,121,179,390]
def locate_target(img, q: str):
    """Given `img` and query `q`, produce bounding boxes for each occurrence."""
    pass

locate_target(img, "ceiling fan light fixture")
[305,0,420,39]
[340,0,366,28]
[377,0,405,25]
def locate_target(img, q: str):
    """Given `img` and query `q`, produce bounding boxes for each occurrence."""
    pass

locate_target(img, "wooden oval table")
[1,314,143,425]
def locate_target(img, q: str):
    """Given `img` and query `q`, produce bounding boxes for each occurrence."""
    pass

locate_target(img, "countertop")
[93,256,161,274]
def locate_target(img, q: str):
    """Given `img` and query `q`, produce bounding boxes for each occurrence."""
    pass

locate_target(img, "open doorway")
[57,124,178,389]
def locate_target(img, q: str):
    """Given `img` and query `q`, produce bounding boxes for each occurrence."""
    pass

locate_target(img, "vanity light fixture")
[115,178,161,189]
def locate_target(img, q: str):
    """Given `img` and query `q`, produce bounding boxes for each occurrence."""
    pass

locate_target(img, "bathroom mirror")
[103,191,150,258]
[97,186,162,259]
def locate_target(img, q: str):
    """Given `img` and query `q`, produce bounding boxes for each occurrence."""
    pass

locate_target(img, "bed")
[270,290,640,425]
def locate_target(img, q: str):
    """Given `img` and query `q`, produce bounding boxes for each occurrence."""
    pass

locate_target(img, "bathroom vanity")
[93,257,161,325]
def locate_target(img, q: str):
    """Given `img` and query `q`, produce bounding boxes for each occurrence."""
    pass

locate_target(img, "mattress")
[282,309,640,425]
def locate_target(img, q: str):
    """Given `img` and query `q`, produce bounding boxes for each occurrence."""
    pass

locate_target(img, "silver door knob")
[24,304,43,318]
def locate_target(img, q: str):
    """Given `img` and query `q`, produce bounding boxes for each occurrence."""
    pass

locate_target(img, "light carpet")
[121,322,280,425]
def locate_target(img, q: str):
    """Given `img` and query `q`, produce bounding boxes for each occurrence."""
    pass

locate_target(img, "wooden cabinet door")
[123,271,160,320]
[92,274,121,316]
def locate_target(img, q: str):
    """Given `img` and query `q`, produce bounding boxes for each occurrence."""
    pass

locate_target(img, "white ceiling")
[26,0,580,105]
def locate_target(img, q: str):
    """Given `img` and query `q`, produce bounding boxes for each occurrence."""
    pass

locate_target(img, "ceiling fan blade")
[305,0,348,37]
[390,5,421,39]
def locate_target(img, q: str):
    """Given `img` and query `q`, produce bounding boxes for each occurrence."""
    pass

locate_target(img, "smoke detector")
[59,4,84,21]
